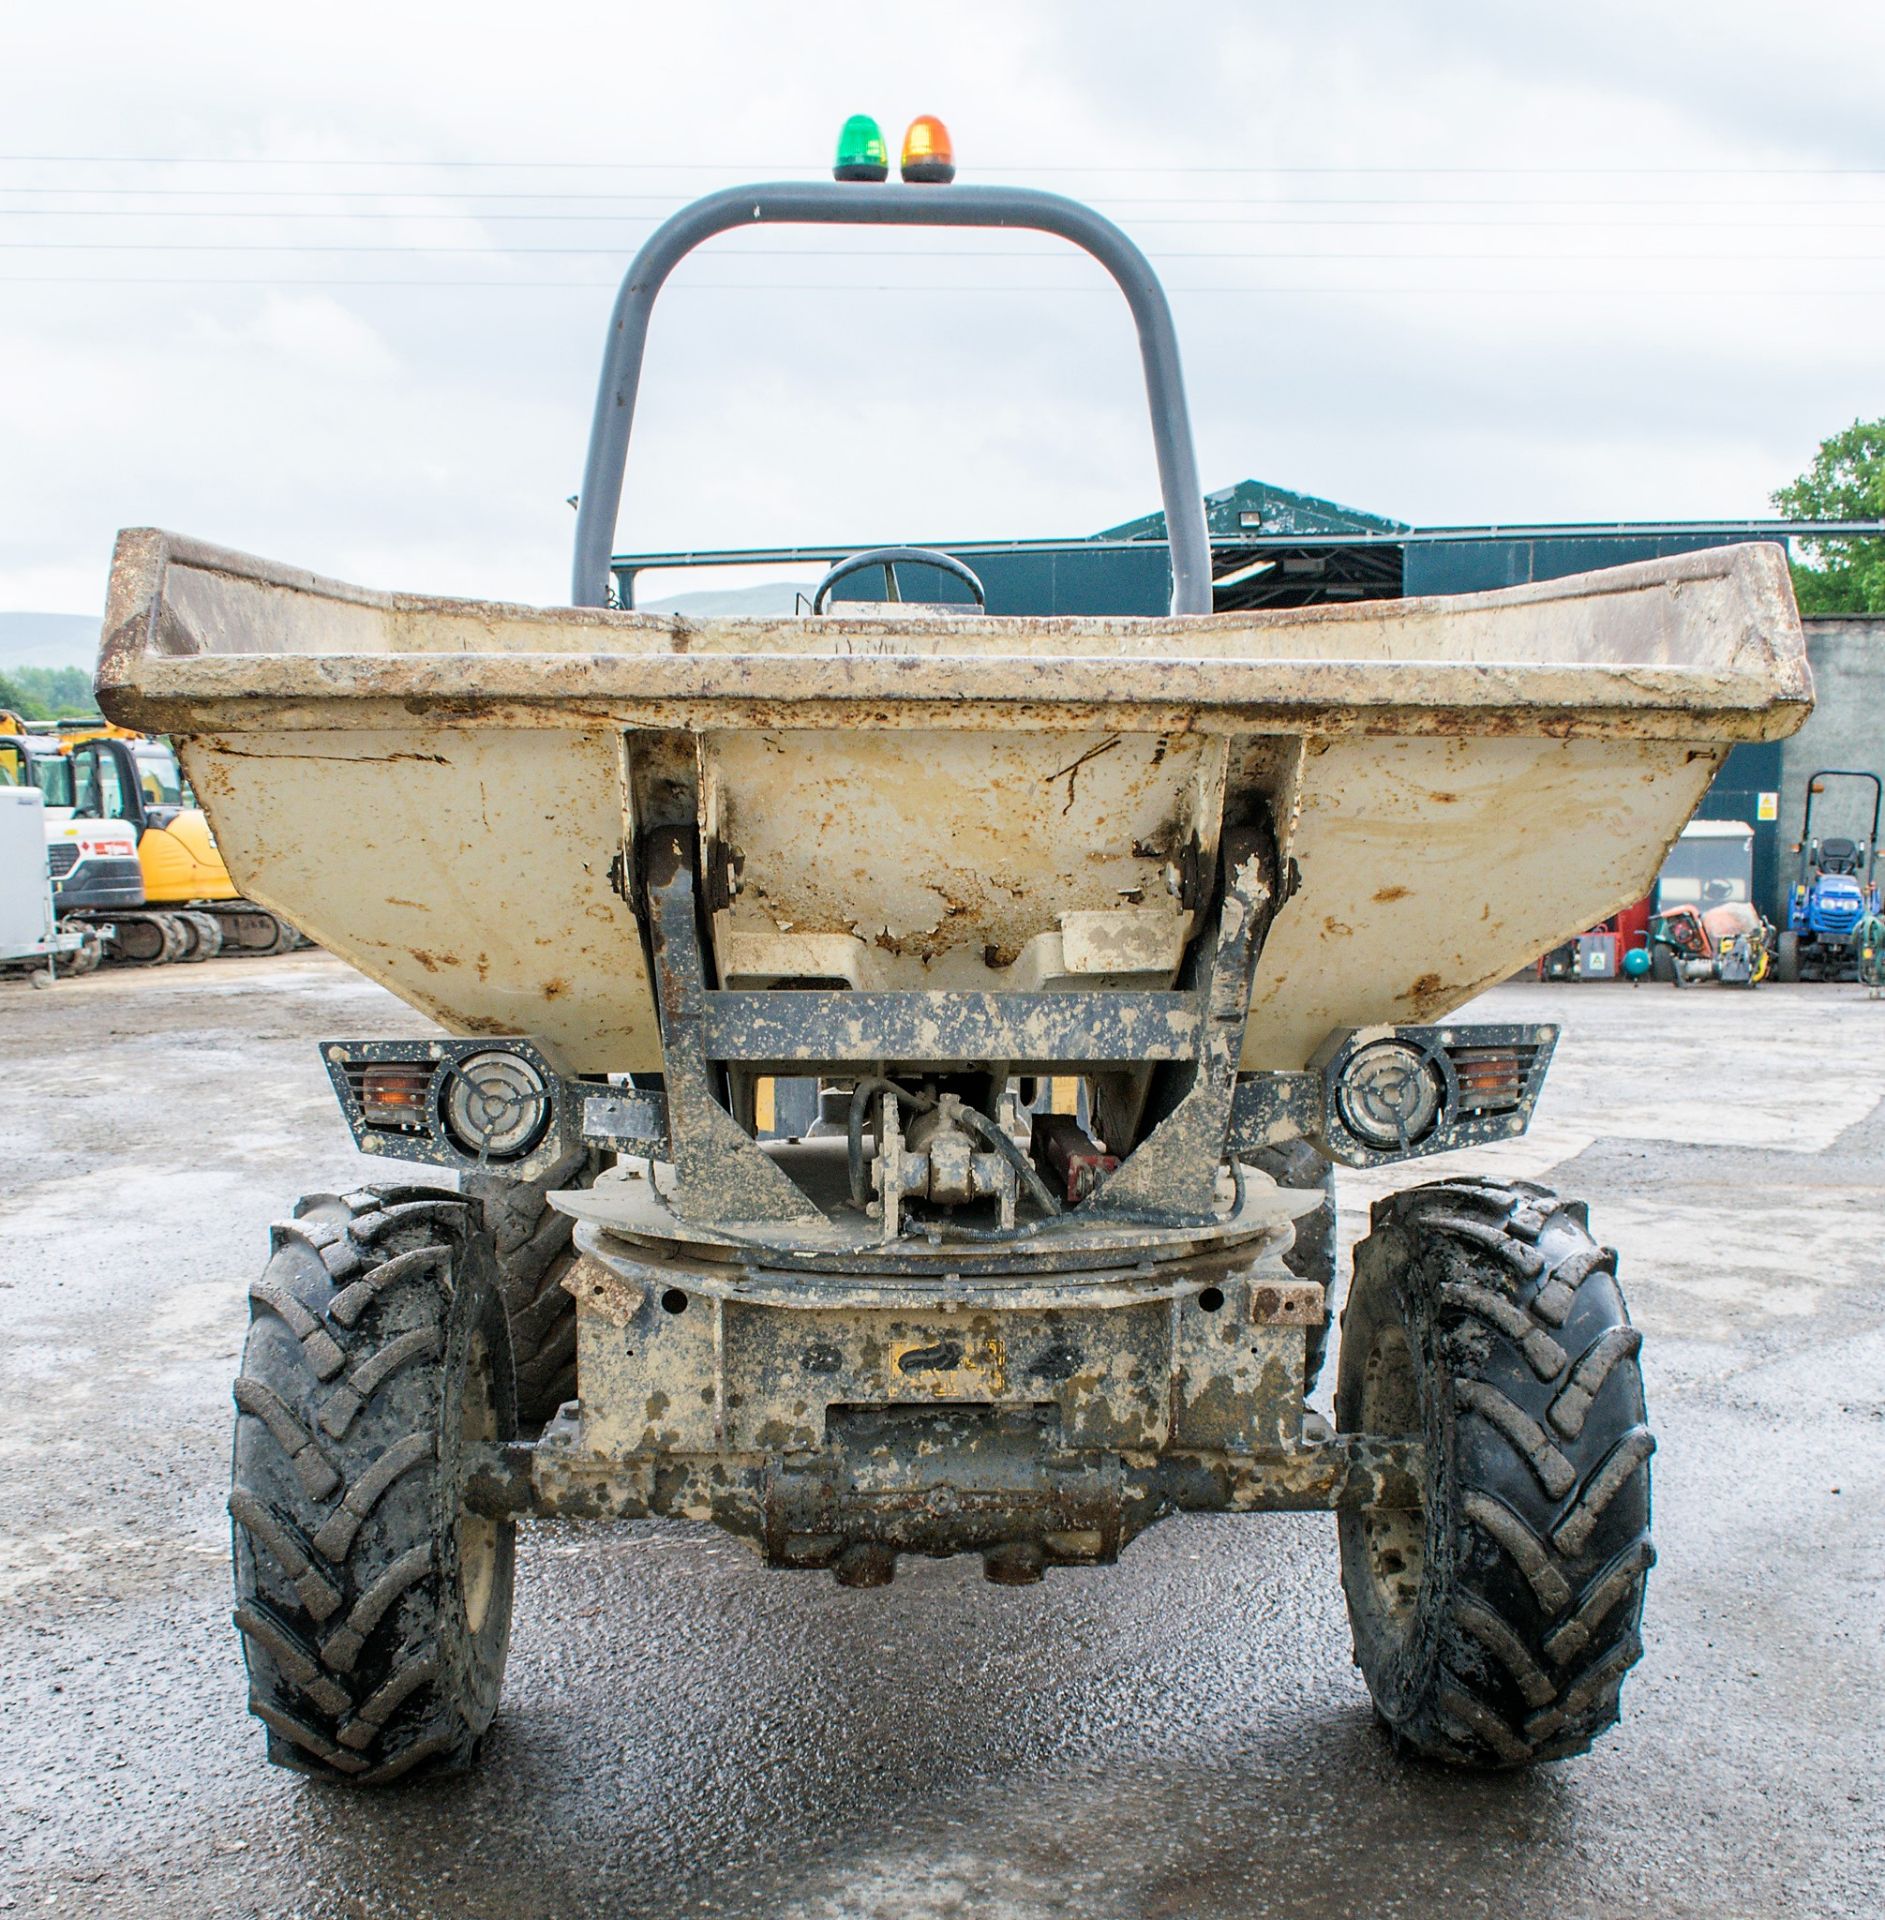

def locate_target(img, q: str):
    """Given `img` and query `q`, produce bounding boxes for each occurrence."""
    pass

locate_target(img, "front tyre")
[1337,1177,1654,1768]
[462,1148,602,1426]
[229,1186,515,1784]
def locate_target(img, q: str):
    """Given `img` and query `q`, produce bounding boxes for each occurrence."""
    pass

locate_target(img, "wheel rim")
[1356,1323,1426,1637]
[456,1330,500,1637]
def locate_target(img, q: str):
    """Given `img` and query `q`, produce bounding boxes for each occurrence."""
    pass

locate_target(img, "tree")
[1773,417,1885,614]
[0,665,100,722]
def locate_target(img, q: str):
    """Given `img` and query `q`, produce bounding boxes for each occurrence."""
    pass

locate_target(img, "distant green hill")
[0,615,101,720]
[637,581,807,616]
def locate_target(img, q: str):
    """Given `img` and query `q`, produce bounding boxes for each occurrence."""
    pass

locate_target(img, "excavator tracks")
[60,903,309,969]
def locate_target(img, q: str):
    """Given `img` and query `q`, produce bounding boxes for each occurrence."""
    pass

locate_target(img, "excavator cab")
[66,733,296,961]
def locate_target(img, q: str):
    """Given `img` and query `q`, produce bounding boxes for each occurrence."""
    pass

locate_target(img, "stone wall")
[1775,618,1885,909]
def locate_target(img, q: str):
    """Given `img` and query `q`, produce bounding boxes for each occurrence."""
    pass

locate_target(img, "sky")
[2,0,1883,617]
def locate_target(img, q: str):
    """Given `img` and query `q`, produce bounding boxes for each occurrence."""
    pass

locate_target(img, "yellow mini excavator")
[59,723,303,959]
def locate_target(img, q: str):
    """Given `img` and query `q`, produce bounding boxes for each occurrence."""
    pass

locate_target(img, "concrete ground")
[0,953,1880,1920]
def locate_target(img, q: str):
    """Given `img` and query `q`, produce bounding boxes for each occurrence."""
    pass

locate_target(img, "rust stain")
[1395,970,1463,1018]
[1372,885,1411,903]
[408,947,460,973]
[542,976,571,1000]
[452,1013,514,1036]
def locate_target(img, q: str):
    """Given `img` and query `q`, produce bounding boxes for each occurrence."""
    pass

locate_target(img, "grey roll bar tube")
[571,181,1212,615]
[811,545,986,614]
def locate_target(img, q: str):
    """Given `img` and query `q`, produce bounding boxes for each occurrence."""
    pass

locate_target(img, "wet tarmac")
[1,954,1880,1919]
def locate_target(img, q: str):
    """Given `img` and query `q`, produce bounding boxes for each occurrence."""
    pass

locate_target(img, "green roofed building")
[1099,478,1407,544]
[611,479,1885,924]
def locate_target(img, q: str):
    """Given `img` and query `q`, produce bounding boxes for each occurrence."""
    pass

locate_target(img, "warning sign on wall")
[1757,791,1779,821]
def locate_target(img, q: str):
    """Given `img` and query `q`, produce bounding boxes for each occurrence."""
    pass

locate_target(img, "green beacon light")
[833,114,889,183]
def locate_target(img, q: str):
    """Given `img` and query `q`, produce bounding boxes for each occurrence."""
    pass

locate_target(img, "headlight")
[442,1050,552,1161]
[1334,1040,1443,1151]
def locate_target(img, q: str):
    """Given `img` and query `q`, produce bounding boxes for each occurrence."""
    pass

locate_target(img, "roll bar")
[1799,768,1883,881]
[571,182,1212,615]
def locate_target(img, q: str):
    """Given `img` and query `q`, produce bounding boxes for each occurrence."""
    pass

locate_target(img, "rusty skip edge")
[98,521,1808,660]
[98,674,1812,746]
[94,526,1814,745]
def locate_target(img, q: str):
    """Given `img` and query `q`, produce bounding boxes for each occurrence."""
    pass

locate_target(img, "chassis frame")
[320,820,1552,1583]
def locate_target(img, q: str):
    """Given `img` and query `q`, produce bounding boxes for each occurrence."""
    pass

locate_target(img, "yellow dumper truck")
[98,142,1809,1786]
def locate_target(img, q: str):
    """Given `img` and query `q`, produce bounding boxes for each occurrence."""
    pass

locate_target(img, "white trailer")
[0,782,91,979]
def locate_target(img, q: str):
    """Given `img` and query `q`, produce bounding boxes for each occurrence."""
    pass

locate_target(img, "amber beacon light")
[899,115,956,184]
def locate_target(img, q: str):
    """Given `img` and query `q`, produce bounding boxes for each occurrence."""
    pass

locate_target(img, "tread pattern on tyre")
[1341,1175,1655,1769]
[229,1184,513,1785]
[461,1147,599,1425]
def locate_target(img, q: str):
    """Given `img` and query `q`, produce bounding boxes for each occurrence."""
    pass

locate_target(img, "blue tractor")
[1775,769,1883,982]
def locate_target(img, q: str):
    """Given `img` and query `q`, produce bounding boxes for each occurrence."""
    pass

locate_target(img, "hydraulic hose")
[954,1104,1064,1219]
[845,1078,935,1210]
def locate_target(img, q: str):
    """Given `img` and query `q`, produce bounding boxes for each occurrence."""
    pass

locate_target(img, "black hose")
[955,1104,1063,1218]
[845,1077,934,1210]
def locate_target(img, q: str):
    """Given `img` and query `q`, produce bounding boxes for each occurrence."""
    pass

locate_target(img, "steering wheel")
[811,546,986,615]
